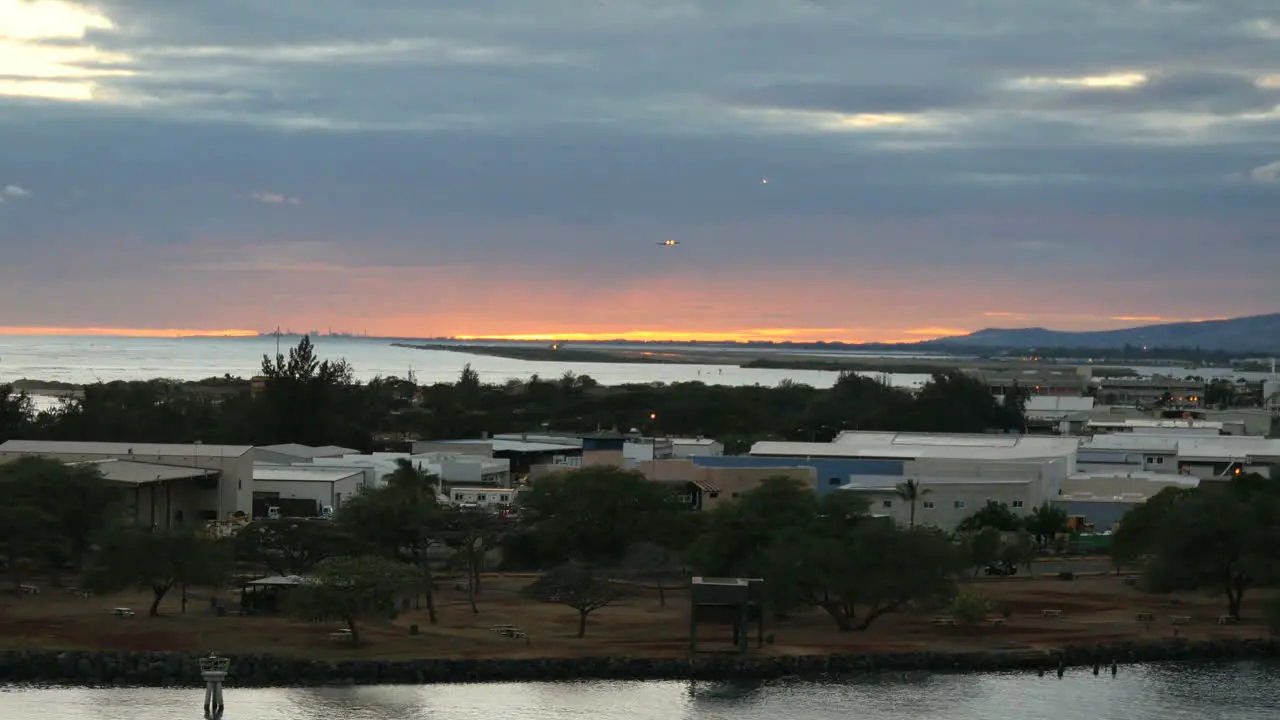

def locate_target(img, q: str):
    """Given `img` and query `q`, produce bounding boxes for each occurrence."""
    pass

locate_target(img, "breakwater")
[1,639,1277,687]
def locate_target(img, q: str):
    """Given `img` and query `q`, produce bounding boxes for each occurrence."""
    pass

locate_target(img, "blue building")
[688,455,904,496]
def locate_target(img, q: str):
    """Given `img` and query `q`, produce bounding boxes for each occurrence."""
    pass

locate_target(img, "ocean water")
[2,661,1279,719]
[0,335,1269,393]
[0,335,894,389]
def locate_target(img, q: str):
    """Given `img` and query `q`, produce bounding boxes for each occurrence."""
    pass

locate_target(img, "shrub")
[947,590,996,625]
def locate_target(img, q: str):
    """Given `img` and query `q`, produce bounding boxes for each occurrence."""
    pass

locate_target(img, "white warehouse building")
[0,440,254,528]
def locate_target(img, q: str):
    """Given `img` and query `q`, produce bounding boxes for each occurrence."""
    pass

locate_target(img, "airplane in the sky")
[657,239,680,247]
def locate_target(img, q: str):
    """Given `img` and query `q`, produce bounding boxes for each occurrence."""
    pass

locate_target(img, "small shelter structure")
[689,576,764,653]
[240,575,306,614]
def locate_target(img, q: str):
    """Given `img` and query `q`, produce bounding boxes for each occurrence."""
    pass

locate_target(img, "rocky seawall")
[1,639,1277,688]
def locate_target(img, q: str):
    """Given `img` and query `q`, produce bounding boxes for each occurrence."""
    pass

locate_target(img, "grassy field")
[0,574,1268,661]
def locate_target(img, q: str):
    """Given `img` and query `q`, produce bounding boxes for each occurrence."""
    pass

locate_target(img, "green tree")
[290,555,421,646]
[961,527,1004,574]
[1000,529,1037,575]
[957,500,1024,534]
[621,541,684,608]
[521,562,630,638]
[783,520,965,631]
[1024,502,1069,550]
[687,476,819,616]
[517,466,684,565]
[84,529,233,616]
[1128,482,1280,619]
[257,335,363,448]
[0,457,117,578]
[0,383,33,442]
[894,478,931,528]
[440,505,510,613]
[234,518,354,576]
[0,504,58,593]
[338,475,444,623]
[947,589,997,625]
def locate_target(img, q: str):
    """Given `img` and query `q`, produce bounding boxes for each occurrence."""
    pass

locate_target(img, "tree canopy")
[1113,475,1280,618]
[2,340,1024,453]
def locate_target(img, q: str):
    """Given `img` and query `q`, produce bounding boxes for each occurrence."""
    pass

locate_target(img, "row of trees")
[3,453,1277,643]
[2,337,1027,452]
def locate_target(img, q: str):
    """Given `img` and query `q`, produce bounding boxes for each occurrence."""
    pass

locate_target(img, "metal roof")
[70,459,210,485]
[244,575,307,587]
[838,474,1032,490]
[752,432,1079,461]
[0,440,251,458]
[433,438,581,453]
[253,467,365,483]
[258,443,357,458]
[1025,396,1095,412]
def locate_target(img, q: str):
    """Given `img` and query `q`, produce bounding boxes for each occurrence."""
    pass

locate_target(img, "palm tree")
[894,478,932,528]
[384,457,445,499]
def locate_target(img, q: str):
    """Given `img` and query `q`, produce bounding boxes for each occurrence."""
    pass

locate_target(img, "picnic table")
[328,629,353,642]
[110,607,135,617]
[1171,615,1192,625]
[1041,609,1064,618]
[1217,615,1238,625]
[932,616,957,627]
[1135,612,1156,622]
[18,584,39,596]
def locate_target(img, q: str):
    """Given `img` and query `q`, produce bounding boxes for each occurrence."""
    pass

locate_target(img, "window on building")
[954,500,966,509]
[1012,499,1024,508]
[500,494,510,502]
[709,492,720,499]
[477,494,487,502]
[923,501,935,510]
[882,500,892,509]
[1155,457,1164,464]
[454,493,463,501]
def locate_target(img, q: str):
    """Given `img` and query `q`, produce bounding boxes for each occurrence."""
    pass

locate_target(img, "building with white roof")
[1053,469,1200,531]
[1079,431,1280,479]
[752,432,1080,467]
[0,440,253,528]
[837,468,1054,531]
[252,466,367,513]
[305,451,512,488]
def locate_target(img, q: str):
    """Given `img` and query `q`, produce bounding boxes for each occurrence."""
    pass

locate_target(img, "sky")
[1,0,1279,343]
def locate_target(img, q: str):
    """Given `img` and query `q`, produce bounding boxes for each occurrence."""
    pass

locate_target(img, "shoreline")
[1,638,1275,688]
[395,343,1144,377]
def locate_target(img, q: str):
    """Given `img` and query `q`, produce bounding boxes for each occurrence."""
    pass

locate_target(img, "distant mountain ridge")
[918,313,1280,353]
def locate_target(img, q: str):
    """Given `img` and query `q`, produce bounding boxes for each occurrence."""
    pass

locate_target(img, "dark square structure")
[689,576,765,653]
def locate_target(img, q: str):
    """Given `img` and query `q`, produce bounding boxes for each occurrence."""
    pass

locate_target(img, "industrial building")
[1095,375,1207,408]
[252,466,367,515]
[0,440,254,528]
[1079,431,1280,480]
[1052,470,1199,531]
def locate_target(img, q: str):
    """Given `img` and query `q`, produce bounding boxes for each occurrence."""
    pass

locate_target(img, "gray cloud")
[1,0,1278,294]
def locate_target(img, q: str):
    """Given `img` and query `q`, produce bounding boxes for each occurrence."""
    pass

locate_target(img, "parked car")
[984,562,1017,576]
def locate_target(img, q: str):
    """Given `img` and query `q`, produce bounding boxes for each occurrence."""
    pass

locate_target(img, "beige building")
[0,440,253,529]
[638,458,817,511]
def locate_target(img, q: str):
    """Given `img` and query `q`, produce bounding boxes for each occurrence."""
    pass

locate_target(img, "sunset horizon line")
[0,325,971,344]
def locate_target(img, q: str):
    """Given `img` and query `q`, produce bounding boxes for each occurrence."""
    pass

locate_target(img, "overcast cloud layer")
[1,0,1278,340]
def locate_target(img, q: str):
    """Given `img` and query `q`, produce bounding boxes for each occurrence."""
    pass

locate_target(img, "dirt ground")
[0,573,1270,661]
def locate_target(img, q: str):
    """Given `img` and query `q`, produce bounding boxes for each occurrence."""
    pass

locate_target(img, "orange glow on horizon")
[0,326,260,338]
[454,327,969,344]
